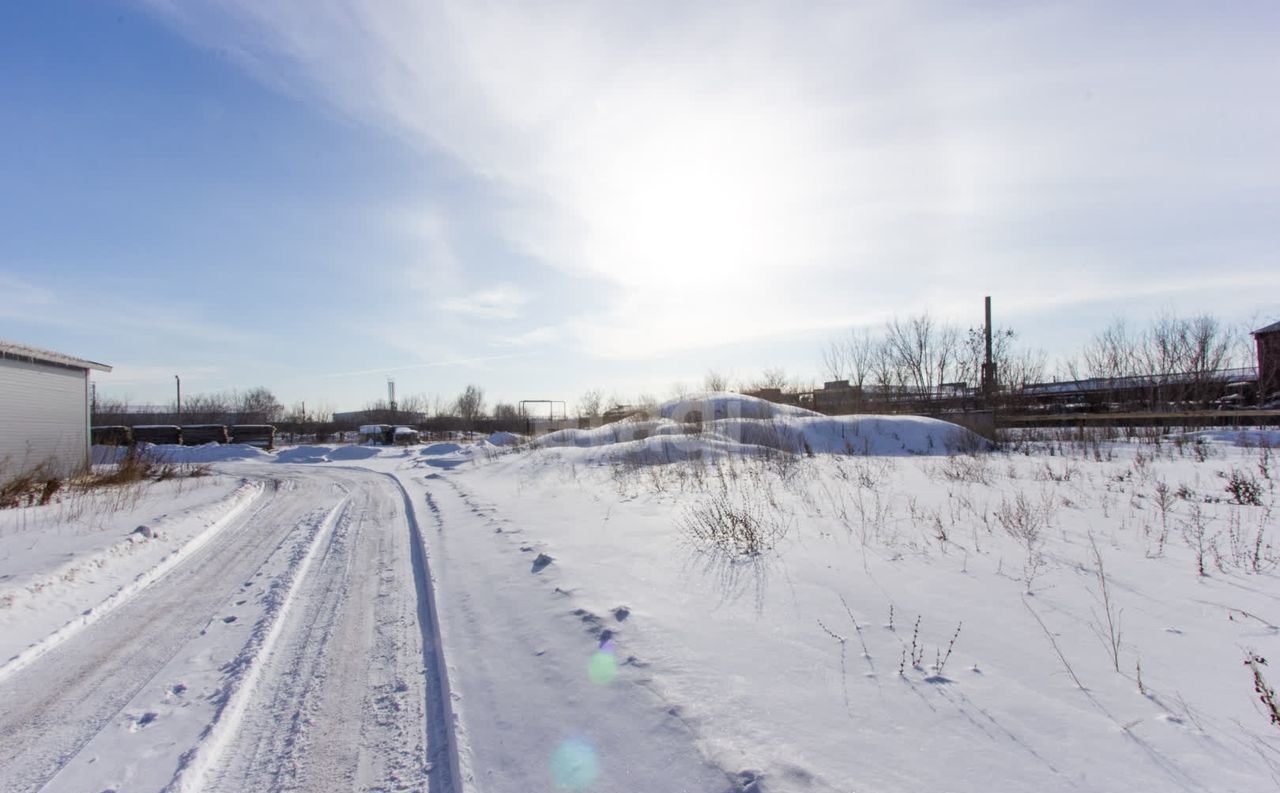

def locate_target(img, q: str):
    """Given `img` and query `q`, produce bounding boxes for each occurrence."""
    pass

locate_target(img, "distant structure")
[334,409,428,426]
[0,339,111,477]
[1255,320,1280,403]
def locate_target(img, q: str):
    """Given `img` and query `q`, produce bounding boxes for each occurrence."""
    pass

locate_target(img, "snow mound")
[273,446,331,464]
[417,441,499,469]
[137,443,272,463]
[274,445,385,464]
[488,431,523,447]
[421,442,463,456]
[533,393,983,461]
[326,445,383,461]
[656,391,819,422]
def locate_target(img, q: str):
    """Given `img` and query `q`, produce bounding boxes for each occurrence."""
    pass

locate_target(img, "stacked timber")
[180,424,230,445]
[132,425,182,445]
[91,425,133,446]
[231,424,276,449]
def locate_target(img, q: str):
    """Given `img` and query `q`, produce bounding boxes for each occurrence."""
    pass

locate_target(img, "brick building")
[1255,320,1280,403]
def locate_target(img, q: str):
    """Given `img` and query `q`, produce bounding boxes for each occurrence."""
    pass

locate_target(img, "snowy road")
[411,471,737,793]
[0,466,456,793]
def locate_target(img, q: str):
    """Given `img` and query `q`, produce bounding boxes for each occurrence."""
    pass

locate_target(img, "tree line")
[821,311,1252,395]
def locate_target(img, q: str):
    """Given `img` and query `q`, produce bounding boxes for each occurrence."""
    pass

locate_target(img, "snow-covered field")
[3,393,1278,792]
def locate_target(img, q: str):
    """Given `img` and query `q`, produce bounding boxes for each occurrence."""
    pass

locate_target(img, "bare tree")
[882,313,964,394]
[92,396,132,424]
[492,402,520,420]
[237,387,283,424]
[703,369,731,392]
[181,393,232,424]
[454,384,486,426]
[747,367,789,392]
[578,389,604,418]
[1070,313,1242,404]
[1073,318,1141,380]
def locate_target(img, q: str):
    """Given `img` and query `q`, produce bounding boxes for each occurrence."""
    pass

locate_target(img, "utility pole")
[175,374,182,424]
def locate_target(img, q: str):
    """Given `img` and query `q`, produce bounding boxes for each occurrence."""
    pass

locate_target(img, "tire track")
[0,480,264,683]
[0,474,321,793]
[386,472,464,793]
[168,494,351,793]
[206,469,433,792]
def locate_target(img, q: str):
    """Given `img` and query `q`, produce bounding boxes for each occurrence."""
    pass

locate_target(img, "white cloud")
[438,284,530,320]
[144,1,1280,360]
[106,364,221,387]
[0,272,55,312]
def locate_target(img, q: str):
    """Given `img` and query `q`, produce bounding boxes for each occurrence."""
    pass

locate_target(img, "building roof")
[0,339,112,372]
[1254,320,1280,336]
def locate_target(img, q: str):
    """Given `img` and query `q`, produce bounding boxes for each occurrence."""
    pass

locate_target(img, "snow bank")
[488,431,523,447]
[421,442,463,456]
[1174,428,1280,447]
[657,391,818,421]
[416,441,500,469]
[534,393,983,460]
[273,444,383,464]
[93,443,273,464]
[0,478,262,680]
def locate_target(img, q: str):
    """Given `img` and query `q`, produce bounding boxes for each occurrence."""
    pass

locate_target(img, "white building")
[0,340,111,478]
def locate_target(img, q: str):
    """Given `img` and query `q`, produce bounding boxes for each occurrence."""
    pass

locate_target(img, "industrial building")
[0,339,111,477]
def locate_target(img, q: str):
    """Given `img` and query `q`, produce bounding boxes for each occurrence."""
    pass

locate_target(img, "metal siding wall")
[0,358,90,477]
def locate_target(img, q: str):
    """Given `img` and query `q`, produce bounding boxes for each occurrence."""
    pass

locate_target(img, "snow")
[1175,428,1280,447]
[0,475,258,677]
[399,426,1280,792]
[535,406,982,459]
[6,397,1279,791]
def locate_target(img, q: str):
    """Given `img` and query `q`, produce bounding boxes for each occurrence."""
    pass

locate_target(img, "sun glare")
[574,106,821,289]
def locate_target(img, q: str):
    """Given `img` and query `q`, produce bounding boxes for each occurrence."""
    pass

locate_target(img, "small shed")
[393,426,421,445]
[1,339,111,478]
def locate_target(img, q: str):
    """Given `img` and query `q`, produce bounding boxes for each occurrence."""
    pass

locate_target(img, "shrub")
[1,464,52,508]
[680,492,788,557]
[995,492,1047,591]
[1223,468,1264,507]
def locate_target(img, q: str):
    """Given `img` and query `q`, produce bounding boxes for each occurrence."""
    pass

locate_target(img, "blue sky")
[2,1,1278,413]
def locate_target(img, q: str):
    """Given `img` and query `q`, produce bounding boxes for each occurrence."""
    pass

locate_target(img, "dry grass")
[1,447,211,512]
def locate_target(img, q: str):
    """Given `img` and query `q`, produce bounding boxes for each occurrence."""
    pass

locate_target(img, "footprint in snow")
[612,606,630,622]
[222,615,237,624]
[729,769,765,793]
[531,553,553,573]
[128,712,158,732]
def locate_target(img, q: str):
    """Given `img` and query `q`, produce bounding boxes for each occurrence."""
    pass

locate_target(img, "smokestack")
[982,296,997,403]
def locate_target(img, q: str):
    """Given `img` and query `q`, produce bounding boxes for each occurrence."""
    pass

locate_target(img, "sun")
[570,104,824,289]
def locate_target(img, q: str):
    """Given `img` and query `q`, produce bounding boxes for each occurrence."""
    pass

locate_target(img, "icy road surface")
[0,461,732,793]
[0,466,450,793]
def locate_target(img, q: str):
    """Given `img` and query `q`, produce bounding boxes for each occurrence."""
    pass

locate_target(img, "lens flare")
[587,648,618,685]
[549,737,599,790]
